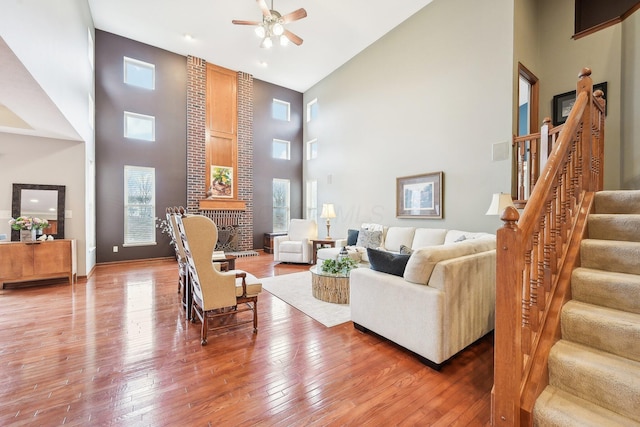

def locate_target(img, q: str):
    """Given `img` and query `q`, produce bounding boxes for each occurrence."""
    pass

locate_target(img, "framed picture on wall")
[552,82,607,126]
[209,166,233,198]
[396,171,443,219]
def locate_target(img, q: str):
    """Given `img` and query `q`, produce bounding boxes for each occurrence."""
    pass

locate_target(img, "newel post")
[492,206,523,426]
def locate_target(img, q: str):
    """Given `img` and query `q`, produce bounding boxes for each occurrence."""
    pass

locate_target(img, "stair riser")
[548,344,640,423]
[588,215,640,242]
[572,269,640,314]
[561,304,640,362]
[581,241,640,275]
[595,190,640,214]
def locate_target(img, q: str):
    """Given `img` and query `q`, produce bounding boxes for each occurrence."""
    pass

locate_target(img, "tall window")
[272,99,290,121]
[273,179,290,232]
[124,166,156,246]
[306,98,318,122]
[306,180,318,221]
[124,57,155,90]
[272,139,290,160]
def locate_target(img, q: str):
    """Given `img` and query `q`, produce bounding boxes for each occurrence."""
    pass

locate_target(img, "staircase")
[533,190,640,426]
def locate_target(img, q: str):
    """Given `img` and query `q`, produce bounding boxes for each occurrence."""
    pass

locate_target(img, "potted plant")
[320,254,358,276]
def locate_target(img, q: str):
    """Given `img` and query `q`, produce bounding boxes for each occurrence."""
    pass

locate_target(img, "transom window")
[272,99,290,121]
[307,139,318,160]
[272,139,291,160]
[124,111,155,141]
[124,165,156,246]
[306,98,318,122]
[124,56,155,90]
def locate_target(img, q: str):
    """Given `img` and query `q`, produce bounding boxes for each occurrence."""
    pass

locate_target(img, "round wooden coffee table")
[309,265,351,304]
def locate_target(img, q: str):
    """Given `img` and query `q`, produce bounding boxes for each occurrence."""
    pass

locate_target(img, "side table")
[310,239,338,264]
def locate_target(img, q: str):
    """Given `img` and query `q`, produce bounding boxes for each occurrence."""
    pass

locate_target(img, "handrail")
[492,68,606,426]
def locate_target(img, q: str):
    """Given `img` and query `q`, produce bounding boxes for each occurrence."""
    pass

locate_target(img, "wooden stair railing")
[512,119,563,208]
[492,68,606,426]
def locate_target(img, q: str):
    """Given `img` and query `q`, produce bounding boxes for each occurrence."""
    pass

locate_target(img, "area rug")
[260,271,351,328]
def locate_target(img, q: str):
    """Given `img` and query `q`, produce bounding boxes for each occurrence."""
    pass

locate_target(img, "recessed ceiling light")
[259,61,268,67]
[30,199,39,203]
[184,34,194,41]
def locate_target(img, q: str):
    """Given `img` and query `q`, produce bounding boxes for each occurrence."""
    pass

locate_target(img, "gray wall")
[303,0,515,238]
[95,30,187,263]
[252,79,303,248]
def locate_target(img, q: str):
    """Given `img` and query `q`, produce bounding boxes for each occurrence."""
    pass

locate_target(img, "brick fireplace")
[186,56,254,252]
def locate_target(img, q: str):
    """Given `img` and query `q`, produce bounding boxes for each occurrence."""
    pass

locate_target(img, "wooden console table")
[0,239,77,288]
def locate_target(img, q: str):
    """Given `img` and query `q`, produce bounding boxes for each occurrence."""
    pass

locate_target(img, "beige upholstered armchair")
[273,219,318,264]
[175,214,262,345]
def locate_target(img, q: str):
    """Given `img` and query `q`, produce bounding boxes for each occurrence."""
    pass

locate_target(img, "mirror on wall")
[11,183,66,241]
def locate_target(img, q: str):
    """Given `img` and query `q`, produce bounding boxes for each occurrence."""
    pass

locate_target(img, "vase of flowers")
[9,216,49,242]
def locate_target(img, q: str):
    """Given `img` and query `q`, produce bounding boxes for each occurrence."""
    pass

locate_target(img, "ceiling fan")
[232,0,307,48]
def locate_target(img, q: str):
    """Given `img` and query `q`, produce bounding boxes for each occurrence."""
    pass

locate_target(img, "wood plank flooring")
[0,252,493,426]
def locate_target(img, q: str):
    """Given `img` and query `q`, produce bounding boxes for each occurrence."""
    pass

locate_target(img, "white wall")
[0,0,95,275]
[621,10,640,189]
[303,0,514,237]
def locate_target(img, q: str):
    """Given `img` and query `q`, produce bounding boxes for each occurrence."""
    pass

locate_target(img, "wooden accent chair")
[175,214,262,345]
[166,207,188,294]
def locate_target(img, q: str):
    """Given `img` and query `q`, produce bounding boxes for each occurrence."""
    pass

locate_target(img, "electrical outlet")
[113,246,118,253]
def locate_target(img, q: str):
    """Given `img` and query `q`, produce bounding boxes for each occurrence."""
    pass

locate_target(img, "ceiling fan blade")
[283,29,303,46]
[281,8,307,23]
[232,19,261,26]
[256,0,272,19]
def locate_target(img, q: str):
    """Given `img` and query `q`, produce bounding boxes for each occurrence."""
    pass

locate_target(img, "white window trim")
[306,98,318,122]
[124,165,156,246]
[307,138,318,160]
[272,138,291,160]
[123,56,156,90]
[272,98,291,121]
[124,111,156,141]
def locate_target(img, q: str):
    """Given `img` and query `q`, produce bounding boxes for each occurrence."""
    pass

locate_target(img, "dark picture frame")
[552,81,607,126]
[396,171,443,219]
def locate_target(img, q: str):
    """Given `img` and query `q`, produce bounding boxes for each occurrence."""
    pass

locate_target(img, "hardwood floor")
[0,252,494,426]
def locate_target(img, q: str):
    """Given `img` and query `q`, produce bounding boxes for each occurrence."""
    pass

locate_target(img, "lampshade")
[320,203,336,219]
[485,193,515,215]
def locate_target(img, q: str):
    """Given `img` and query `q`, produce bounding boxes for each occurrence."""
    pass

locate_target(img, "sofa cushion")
[356,229,383,249]
[399,244,413,255]
[444,229,494,244]
[367,248,411,277]
[383,227,416,252]
[411,228,448,249]
[403,238,496,285]
[347,229,360,246]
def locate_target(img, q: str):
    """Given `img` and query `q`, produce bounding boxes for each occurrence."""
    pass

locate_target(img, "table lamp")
[320,203,336,239]
[486,193,516,216]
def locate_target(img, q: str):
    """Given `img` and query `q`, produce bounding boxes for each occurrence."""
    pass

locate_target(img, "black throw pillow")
[367,248,411,277]
[347,229,359,246]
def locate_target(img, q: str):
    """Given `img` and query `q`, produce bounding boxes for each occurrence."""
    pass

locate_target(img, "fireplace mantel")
[199,199,246,211]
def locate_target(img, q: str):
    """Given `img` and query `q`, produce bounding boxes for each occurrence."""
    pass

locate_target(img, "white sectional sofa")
[324,225,496,369]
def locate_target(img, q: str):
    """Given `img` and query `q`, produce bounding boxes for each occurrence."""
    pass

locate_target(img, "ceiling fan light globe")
[260,36,273,49]
[254,26,266,38]
[272,22,284,36]
[279,34,289,46]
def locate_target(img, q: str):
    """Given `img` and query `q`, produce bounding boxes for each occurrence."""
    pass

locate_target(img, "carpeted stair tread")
[595,190,640,214]
[533,385,640,427]
[561,300,640,362]
[548,340,640,422]
[588,214,640,241]
[572,267,640,314]
[580,239,640,275]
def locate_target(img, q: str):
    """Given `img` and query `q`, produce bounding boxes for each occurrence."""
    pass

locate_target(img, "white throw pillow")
[383,227,416,252]
[411,228,448,249]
